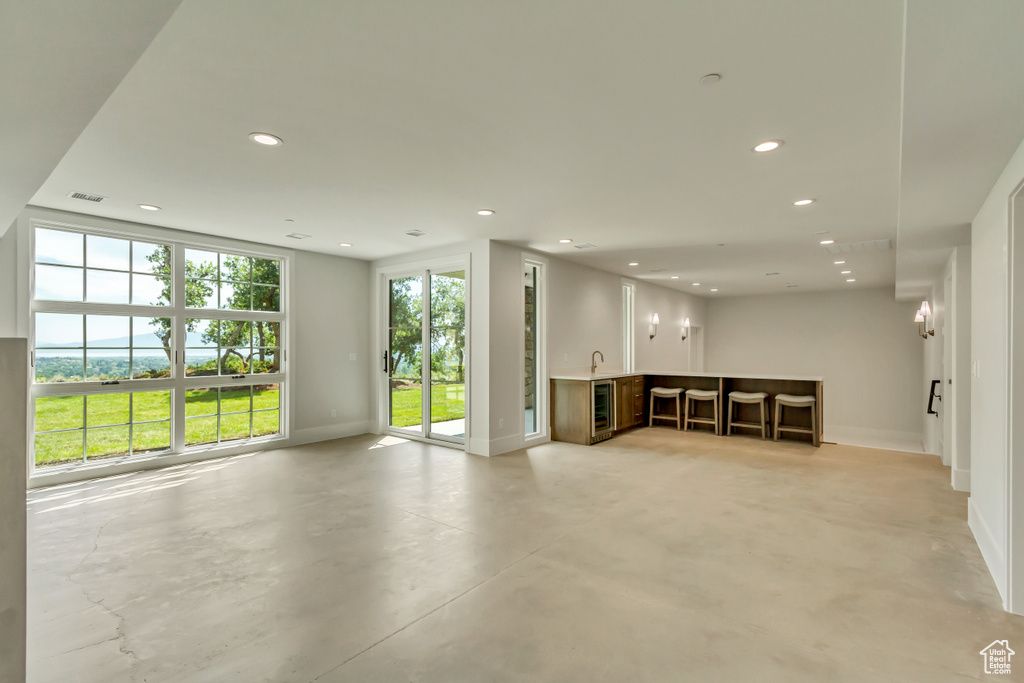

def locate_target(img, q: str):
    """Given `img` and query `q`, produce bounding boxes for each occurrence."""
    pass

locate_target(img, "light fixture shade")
[652,313,660,325]
[920,301,931,316]
[683,317,691,329]
[914,311,925,323]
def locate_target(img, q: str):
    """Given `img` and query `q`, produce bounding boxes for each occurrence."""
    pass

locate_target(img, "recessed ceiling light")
[558,238,572,244]
[477,209,495,216]
[794,199,816,206]
[138,204,161,211]
[710,288,719,292]
[846,278,856,282]
[628,262,639,266]
[753,140,783,153]
[339,242,353,247]
[670,276,679,280]
[834,260,846,264]
[692,282,700,286]
[820,240,835,245]
[249,132,282,146]
[841,270,851,274]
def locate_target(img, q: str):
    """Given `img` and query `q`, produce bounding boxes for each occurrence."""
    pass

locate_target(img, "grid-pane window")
[31,223,286,474]
[184,384,280,446]
[34,228,171,306]
[185,250,280,312]
[33,391,172,468]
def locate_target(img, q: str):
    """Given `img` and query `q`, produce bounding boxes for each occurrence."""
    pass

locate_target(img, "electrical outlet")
[331,409,337,419]
[349,353,356,361]
[498,418,504,430]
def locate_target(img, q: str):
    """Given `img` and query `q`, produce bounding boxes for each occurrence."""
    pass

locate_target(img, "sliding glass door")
[386,267,466,444]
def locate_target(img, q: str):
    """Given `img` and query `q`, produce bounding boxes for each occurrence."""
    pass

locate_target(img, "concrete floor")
[27,428,1024,682]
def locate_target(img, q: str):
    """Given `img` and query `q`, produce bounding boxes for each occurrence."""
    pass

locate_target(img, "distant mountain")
[38,330,212,348]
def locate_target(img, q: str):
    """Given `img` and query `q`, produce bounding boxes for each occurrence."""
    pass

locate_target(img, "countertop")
[549,371,823,382]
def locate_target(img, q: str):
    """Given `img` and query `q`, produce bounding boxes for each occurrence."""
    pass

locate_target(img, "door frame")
[376,255,471,449]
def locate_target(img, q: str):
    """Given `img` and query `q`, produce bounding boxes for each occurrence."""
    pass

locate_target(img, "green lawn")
[34,387,280,468]
[390,383,465,428]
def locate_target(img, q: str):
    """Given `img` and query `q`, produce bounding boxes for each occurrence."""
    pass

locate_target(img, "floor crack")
[64,491,155,682]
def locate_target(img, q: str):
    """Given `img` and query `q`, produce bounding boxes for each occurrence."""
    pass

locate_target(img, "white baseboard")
[969,498,1007,606]
[488,432,524,456]
[467,433,523,456]
[289,420,373,447]
[952,468,971,492]
[823,425,924,453]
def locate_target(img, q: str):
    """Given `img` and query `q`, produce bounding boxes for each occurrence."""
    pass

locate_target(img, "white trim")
[522,254,549,444]
[22,207,291,483]
[621,279,635,373]
[375,254,471,450]
[952,468,971,492]
[1006,179,1024,613]
[28,434,287,490]
[289,420,374,447]
[970,498,1007,607]
[488,432,524,457]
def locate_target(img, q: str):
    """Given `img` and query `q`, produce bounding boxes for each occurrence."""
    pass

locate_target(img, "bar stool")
[684,389,720,435]
[649,387,683,429]
[727,391,770,439]
[773,393,819,446]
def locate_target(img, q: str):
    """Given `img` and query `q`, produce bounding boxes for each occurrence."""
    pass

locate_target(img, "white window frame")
[24,213,289,484]
[523,255,548,444]
[376,254,471,449]
[622,279,636,373]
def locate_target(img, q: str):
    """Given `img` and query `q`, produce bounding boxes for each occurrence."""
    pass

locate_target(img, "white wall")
[969,136,1024,608]
[633,281,707,373]
[547,257,627,376]
[705,288,923,449]
[289,251,373,445]
[970,135,1024,614]
[547,261,707,377]
[487,242,526,454]
[0,338,28,683]
[0,225,18,337]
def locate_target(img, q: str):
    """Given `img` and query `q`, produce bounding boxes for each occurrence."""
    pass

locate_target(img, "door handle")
[383,350,388,373]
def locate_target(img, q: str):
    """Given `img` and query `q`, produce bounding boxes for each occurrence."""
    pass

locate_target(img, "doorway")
[385,267,467,445]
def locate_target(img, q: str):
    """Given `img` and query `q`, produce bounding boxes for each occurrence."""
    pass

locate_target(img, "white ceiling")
[0,0,181,236]
[25,0,1024,298]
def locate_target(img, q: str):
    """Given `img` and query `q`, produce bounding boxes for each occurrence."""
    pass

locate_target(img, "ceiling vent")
[648,268,665,273]
[826,239,892,254]
[573,243,596,249]
[405,229,427,237]
[285,233,312,240]
[67,191,106,203]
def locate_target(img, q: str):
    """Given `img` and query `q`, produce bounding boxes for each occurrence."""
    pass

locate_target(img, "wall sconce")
[649,313,660,339]
[915,301,935,339]
[681,317,691,341]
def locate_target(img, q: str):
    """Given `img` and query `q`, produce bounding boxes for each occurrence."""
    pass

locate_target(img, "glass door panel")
[524,264,538,435]
[388,276,423,434]
[428,270,465,442]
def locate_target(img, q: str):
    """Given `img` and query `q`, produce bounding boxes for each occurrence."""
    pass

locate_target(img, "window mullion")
[172,243,187,453]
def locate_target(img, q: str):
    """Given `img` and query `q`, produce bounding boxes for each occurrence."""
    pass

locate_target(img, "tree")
[389,277,422,379]
[429,273,466,383]
[146,246,215,361]
[204,255,281,373]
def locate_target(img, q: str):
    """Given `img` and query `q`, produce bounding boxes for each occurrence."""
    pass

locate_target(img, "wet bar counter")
[550,372,823,446]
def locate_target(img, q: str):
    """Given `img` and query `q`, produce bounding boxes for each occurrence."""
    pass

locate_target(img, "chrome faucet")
[591,350,604,374]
